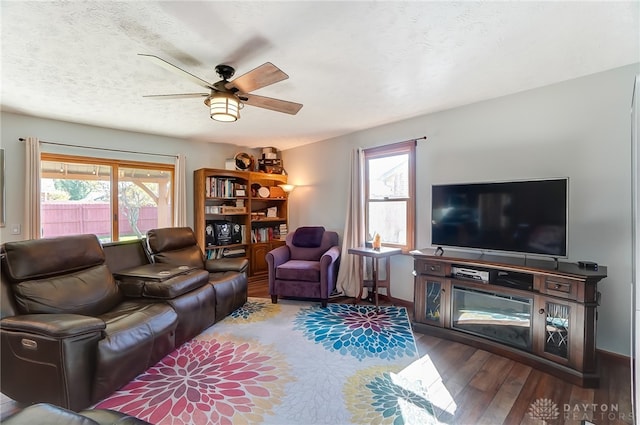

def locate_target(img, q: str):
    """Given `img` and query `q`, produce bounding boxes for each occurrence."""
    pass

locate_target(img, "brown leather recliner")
[3,402,152,425]
[102,238,215,347]
[145,227,249,322]
[0,235,178,411]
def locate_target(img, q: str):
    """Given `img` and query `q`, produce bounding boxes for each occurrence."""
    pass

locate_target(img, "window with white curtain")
[364,141,416,251]
[40,153,174,242]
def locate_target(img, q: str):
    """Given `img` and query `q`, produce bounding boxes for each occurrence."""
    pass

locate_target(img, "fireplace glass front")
[452,286,532,351]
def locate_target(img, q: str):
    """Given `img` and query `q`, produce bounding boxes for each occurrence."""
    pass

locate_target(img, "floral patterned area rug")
[95,298,436,425]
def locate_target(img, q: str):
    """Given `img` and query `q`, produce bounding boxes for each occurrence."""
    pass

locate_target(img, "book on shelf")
[206,177,247,198]
[206,247,247,260]
[240,224,247,244]
[222,248,246,258]
[250,226,282,242]
[220,206,246,214]
[279,224,288,238]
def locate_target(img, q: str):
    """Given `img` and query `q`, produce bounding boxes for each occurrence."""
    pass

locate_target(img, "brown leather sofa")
[0,229,249,412]
[3,402,152,425]
[145,227,248,322]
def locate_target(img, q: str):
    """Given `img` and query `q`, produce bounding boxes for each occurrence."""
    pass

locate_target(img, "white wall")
[0,112,254,243]
[284,63,640,356]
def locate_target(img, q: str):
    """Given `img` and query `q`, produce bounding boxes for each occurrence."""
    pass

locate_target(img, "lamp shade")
[279,184,295,193]
[207,92,240,122]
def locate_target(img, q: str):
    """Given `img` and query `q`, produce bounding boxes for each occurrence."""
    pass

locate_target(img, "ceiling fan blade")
[139,54,214,90]
[226,62,289,93]
[142,93,209,99]
[242,93,303,115]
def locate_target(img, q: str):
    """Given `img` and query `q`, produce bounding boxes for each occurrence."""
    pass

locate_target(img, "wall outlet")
[10,224,21,235]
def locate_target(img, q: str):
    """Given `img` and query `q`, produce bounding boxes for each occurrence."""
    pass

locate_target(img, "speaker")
[578,261,598,271]
[230,222,242,244]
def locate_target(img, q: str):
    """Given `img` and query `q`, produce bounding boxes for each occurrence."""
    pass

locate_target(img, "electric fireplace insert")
[451,285,533,351]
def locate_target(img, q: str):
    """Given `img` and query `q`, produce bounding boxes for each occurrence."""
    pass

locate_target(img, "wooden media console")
[411,249,607,387]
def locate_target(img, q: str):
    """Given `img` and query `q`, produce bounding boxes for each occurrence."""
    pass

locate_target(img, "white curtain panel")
[336,148,366,297]
[173,154,187,227]
[24,137,41,239]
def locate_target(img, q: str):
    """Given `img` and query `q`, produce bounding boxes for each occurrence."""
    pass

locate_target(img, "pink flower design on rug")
[95,336,293,425]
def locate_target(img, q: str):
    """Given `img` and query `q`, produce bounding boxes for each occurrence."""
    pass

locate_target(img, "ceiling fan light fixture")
[208,92,240,122]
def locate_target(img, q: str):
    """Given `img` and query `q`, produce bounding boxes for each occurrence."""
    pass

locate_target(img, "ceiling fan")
[139,54,303,122]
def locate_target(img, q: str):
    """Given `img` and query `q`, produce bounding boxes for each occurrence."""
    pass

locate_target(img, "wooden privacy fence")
[41,203,158,238]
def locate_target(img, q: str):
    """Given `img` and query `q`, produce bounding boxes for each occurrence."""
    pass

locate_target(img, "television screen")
[431,178,568,257]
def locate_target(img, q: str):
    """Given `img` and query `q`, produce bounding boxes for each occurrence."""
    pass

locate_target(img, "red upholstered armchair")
[266,226,340,307]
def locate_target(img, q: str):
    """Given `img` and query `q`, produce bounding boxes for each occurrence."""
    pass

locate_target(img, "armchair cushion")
[292,226,325,248]
[275,260,320,282]
[287,228,338,261]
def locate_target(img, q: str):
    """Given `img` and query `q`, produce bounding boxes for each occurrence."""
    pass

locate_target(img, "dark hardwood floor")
[251,278,633,425]
[2,278,633,424]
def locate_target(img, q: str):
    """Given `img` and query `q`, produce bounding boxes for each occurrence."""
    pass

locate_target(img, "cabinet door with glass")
[414,275,450,328]
[533,295,581,369]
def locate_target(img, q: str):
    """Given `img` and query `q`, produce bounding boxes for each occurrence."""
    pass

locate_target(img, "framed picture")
[235,189,246,197]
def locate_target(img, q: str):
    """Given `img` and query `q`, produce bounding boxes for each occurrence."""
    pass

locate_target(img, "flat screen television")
[431,178,568,258]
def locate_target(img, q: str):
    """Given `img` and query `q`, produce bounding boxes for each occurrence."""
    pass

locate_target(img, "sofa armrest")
[205,257,249,274]
[0,314,105,338]
[1,314,105,410]
[4,402,153,425]
[3,403,92,425]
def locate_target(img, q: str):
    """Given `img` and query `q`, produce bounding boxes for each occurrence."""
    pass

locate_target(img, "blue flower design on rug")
[367,372,435,424]
[345,365,437,425]
[227,298,281,323]
[293,304,417,360]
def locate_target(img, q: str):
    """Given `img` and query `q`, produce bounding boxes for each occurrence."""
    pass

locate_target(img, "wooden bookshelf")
[194,168,288,276]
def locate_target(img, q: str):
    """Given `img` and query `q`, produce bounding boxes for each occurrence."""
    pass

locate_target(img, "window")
[41,154,174,242]
[364,141,416,251]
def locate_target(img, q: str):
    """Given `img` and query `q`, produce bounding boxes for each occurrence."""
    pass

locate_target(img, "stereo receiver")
[451,266,496,283]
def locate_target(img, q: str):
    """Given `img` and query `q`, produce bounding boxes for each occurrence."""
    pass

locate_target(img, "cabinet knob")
[441,288,445,293]
[554,284,562,289]
[430,266,436,271]
[539,308,545,315]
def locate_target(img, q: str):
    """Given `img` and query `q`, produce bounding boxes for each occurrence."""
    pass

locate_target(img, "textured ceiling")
[1,1,638,150]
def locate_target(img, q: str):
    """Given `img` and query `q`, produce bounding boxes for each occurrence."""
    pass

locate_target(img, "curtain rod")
[393,136,427,145]
[18,138,178,159]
